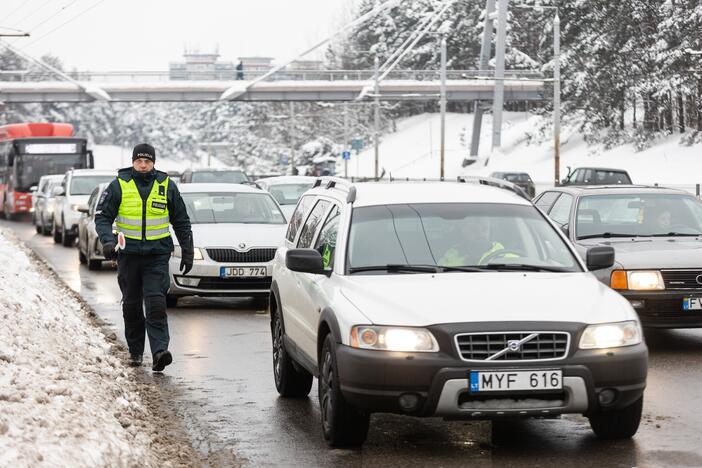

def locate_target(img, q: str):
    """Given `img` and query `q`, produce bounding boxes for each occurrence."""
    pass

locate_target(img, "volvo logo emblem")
[696,275,702,285]
[238,243,246,250]
[507,340,521,352]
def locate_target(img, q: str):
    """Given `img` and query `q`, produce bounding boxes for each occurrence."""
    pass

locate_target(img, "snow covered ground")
[351,112,702,194]
[0,230,190,467]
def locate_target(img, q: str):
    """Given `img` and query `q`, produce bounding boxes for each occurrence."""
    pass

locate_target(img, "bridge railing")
[0,69,544,83]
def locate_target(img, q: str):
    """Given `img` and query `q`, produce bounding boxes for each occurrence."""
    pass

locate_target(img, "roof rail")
[313,176,357,203]
[456,175,530,200]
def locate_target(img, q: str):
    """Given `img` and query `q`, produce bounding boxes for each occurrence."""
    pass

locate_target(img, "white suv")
[53,169,116,247]
[270,177,648,447]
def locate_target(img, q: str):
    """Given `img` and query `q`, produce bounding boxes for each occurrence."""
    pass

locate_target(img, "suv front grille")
[661,269,702,290]
[206,248,276,263]
[455,332,569,361]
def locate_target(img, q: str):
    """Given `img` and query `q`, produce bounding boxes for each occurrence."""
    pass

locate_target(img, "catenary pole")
[440,35,447,179]
[374,55,380,180]
[553,13,561,186]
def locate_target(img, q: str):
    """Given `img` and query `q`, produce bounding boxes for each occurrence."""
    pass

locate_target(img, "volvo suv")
[269,177,648,447]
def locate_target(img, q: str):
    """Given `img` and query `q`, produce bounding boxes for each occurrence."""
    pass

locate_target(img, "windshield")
[347,203,581,274]
[182,192,286,224]
[576,194,702,238]
[190,170,249,184]
[69,175,114,195]
[16,153,85,191]
[267,183,314,205]
[504,173,531,183]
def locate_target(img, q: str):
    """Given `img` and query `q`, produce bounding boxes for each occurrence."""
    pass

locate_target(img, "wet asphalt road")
[5,218,702,467]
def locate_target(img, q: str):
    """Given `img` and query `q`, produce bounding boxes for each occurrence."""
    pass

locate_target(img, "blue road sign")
[342,150,351,160]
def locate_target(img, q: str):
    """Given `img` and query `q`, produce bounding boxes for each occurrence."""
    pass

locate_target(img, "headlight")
[172,246,204,260]
[47,205,54,213]
[350,326,439,352]
[610,270,665,290]
[579,321,642,349]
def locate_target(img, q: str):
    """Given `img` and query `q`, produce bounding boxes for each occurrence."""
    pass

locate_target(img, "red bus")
[0,123,94,219]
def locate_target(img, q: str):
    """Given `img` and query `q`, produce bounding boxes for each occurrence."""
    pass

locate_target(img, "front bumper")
[168,257,273,297]
[620,290,702,328]
[335,321,647,419]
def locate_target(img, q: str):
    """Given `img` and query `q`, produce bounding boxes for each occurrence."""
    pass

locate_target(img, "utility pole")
[289,102,296,175]
[439,34,447,180]
[373,55,380,180]
[344,102,349,178]
[553,13,561,186]
[492,0,509,150]
[470,0,495,157]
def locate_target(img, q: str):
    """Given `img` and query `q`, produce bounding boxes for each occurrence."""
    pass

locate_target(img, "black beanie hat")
[132,143,156,163]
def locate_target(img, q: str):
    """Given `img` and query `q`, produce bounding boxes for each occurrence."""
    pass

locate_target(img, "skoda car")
[256,175,316,219]
[167,183,287,307]
[536,185,702,327]
[270,178,647,447]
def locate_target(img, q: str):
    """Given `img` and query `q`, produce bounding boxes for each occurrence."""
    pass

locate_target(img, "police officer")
[95,143,193,372]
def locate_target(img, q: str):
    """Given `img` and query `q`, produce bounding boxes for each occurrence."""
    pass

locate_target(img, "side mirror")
[586,246,615,271]
[286,249,329,276]
[30,185,38,193]
[52,186,65,197]
[76,205,89,214]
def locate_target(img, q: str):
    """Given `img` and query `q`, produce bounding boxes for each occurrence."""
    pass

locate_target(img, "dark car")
[535,185,702,328]
[180,168,250,184]
[561,167,632,186]
[489,171,536,197]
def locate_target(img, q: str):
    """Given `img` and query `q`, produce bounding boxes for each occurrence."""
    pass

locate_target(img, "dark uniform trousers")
[117,252,171,356]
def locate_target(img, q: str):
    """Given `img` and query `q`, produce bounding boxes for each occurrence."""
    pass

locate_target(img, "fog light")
[598,388,618,406]
[176,276,200,287]
[398,393,420,411]
[628,299,645,309]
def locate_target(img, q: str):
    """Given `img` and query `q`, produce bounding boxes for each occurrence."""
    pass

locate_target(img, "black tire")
[35,223,42,234]
[252,294,270,310]
[79,247,87,264]
[319,334,370,447]
[61,218,73,247]
[40,215,50,236]
[588,397,643,439]
[271,310,312,397]
[166,295,179,308]
[52,220,62,244]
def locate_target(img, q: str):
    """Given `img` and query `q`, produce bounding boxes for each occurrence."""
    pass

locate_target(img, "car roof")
[571,167,629,173]
[177,182,265,194]
[257,175,317,185]
[68,169,116,176]
[40,174,65,180]
[547,185,690,196]
[309,181,532,208]
[185,168,246,172]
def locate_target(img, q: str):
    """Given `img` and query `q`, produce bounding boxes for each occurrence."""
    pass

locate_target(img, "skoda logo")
[507,340,521,352]
[238,243,246,250]
[696,275,702,285]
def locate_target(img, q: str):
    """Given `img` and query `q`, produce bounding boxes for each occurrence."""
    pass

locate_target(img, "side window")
[314,206,341,270]
[548,193,573,227]
[297,200,331,248]
[535,191,561,211]
[582,169,593,184]
[87,189,99,216]
[286,195,315,242]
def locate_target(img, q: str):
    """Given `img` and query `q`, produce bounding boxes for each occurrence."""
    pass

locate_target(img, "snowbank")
[0,230,158,467]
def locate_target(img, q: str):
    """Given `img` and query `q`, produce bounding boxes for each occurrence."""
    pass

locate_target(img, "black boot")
[152,350,173,372]
[129,354,143,367]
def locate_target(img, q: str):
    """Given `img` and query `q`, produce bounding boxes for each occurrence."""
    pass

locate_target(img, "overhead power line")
[12,0,65,30]
[22,0,105,49]
[0,0,35,26]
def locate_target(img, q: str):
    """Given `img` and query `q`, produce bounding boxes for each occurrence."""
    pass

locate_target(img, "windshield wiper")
[439,265,490,273]
[479,263,572,272]
[649,232,701,237]
[577,233,648,240]
[349,264,440,274]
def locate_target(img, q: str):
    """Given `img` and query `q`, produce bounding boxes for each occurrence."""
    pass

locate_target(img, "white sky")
[0,0,356,71]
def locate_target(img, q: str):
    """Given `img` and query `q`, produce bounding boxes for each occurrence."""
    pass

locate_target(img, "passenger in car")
[439,218,507,267]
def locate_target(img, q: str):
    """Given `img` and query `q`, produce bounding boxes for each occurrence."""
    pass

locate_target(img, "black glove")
[102,242,117,260]
[179,235,194,275]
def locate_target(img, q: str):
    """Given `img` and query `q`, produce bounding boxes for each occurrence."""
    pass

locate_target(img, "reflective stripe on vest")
[116,177,171,240]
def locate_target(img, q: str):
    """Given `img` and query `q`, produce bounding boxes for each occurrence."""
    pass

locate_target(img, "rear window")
[595,171,631,185]
[69,175,114,195]
[190,170,249,184]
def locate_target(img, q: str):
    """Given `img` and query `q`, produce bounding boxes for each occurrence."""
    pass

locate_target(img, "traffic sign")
[351,138,364,150]
[342,150,351,160]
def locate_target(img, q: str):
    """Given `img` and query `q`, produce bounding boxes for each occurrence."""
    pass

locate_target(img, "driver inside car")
[439,217,513,267]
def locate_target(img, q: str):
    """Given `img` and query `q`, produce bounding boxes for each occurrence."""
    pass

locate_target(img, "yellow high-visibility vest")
[115,177,170,240]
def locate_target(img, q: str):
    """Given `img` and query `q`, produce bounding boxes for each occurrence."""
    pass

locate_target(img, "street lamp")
[514,4,560,186]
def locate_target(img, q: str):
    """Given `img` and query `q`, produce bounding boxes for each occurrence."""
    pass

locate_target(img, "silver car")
[167,183,287,308]
[32,174,64,235]
[255,175,316,220]
[77,183,113,270]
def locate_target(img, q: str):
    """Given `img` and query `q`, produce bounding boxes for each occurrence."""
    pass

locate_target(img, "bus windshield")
[16,153,85,191]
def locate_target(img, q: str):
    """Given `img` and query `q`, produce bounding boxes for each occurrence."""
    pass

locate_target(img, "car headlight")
[350,326,439,352]
[579,321,642,349]
[610,270,665,290]
[172,246,204,260]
